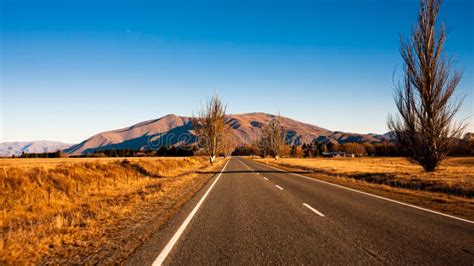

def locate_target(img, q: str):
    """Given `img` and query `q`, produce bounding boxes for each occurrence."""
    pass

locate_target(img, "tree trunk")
[209,155,216,164]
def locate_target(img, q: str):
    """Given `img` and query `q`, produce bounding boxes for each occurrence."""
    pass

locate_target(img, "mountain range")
[1,113,394,156]
[63,112,393,155]
[0,141,72,157]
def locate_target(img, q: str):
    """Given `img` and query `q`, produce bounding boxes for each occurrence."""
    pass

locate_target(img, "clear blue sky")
[1,0,473,143]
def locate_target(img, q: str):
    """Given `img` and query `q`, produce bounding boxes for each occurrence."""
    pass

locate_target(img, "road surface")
[127,157,474,265]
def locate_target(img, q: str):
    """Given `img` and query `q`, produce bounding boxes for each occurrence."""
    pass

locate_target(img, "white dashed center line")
[303,203,325,217]
[275,185,284,190]
[263,177,268,181]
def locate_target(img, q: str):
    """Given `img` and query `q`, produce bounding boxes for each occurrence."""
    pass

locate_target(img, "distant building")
[322,151,346,158]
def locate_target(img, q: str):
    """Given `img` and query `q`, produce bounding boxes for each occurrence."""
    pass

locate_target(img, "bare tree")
[261,115,285,160]
[193,93,228,164]
[221,126,237,158]
[388,0,466,172]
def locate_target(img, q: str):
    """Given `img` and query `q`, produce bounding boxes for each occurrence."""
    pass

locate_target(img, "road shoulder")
[125,159,228,265]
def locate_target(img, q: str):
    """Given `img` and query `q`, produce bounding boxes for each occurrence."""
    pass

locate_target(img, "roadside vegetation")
[257,115,286,160]
[0,157,224,264]
[193,93,231,164]
[388,0,466,172]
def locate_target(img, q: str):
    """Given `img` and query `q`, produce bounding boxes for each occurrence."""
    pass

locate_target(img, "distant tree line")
[80,145,198,158]
[450,137,474,157]
[15,136,473,159]
[20,150,67,158]
[17,145,198,158]
[231,142,403,157]
[231,137,474,158]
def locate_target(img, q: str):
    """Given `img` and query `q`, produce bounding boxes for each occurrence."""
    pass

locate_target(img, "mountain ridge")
[63,112,392,155]
[0,141,72,157]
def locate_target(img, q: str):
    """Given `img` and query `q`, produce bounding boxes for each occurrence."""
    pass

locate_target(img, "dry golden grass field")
[253,157,474,220]
[0,157,224,264]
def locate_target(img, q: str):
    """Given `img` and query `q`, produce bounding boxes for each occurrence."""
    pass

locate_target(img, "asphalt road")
[128,157,474,265]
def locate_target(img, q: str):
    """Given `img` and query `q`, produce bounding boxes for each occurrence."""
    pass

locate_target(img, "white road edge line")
[248,159,474,225]
[275,185,284,190]
[303,203,325,217]
[152,159,230,266]
[263,177,269,181]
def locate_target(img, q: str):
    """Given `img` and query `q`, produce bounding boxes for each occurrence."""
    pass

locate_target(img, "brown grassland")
[0,157,224,264]
[253,157,474,220]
